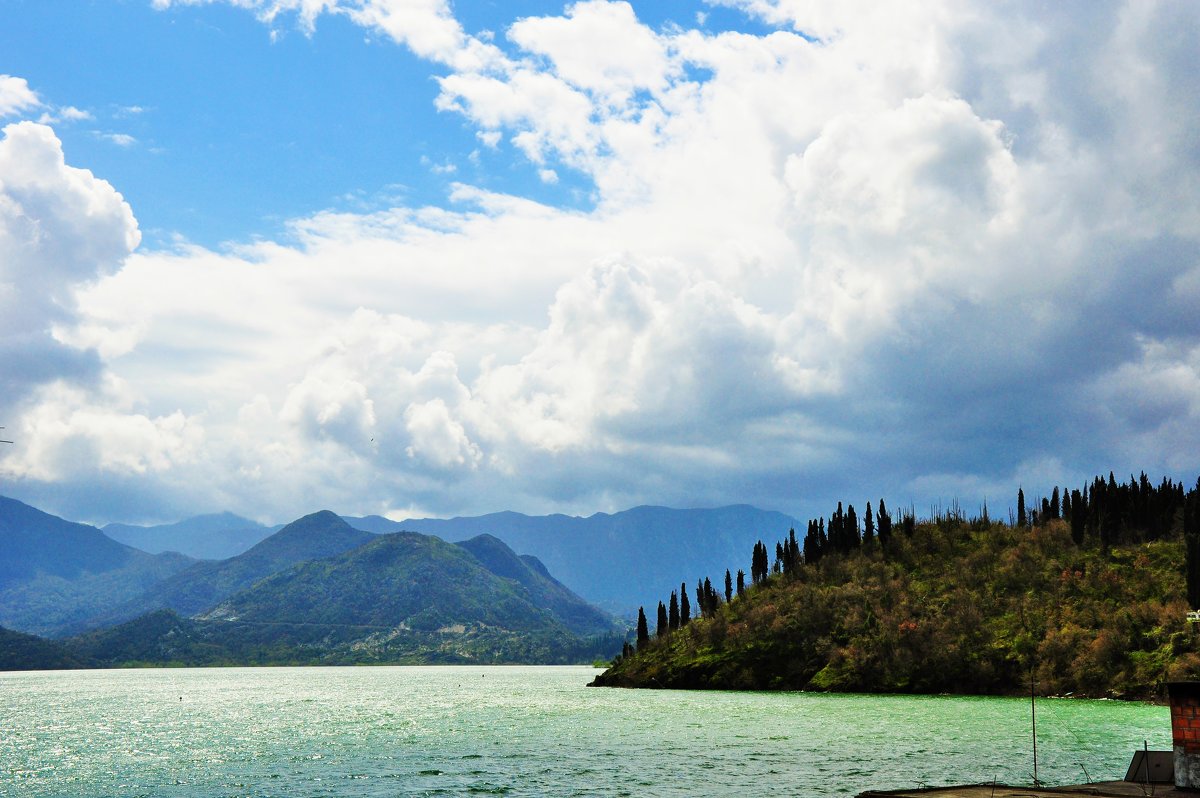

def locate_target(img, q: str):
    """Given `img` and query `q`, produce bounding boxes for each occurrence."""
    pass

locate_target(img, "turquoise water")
[0,666,1171,797]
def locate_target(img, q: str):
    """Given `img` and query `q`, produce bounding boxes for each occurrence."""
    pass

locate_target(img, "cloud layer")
[3,0,1199,524]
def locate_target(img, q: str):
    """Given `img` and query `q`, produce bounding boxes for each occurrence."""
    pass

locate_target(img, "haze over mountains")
[372,506,799,612]
[92,503,798,613]
[0,496,629,668]
[0,497,195,637]
[103,513,275,560]
[0,495,798,669]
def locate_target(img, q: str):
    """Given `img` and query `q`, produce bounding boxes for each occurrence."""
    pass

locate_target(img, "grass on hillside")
[594,519,1200,698]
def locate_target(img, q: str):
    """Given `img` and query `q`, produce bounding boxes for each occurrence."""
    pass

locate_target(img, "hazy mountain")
[340,515,400,535]
[350,505,798,613]
[103,512,275,560]
[102,510,375,622]
[0,496,195,637]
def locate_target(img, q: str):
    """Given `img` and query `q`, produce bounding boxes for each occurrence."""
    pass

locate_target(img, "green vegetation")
[52,530,627,668]
[0,496,195,636]
[0,625,83,670]
[593,474,1200,698]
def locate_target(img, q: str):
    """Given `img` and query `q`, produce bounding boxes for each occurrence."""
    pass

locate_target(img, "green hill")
[457,533,619,637]
[0,496,195,637]
[194,531,619,663]
[53,531,622,667]
[0,625,83,670]
[592,516,1200,697]
[100,510,375,623]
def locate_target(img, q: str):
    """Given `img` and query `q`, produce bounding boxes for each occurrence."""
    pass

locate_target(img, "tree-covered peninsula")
[592,473,1200,698]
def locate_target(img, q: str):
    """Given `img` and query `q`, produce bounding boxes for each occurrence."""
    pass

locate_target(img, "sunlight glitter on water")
[0,666,1171,797]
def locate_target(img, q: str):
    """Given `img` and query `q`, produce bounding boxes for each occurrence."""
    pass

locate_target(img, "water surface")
[0,666,1170,797]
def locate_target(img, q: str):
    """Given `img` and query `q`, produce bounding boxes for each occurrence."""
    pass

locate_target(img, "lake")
[0,666,1171,797]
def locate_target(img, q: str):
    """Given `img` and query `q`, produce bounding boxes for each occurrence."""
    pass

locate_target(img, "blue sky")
[1,0,1199,526]
[0,0,770,249]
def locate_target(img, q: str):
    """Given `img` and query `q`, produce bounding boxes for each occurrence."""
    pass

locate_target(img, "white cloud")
[0,121,139,377]
[37,106,93,125]
[0,75,40,118]
[6,1,1200,524]
[99,132,138,148]
[507,1,676,106]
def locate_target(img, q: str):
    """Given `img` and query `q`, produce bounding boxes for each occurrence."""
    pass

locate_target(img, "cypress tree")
[736,569,746,598]
[877,499,892,544]
[803,520,819,563]
[668,591,679,630]
[1017,488,1027,528]
[704,576,717,616]
[656,601,668,638]
[847,504,860,549]
[680,583,691,626]
[1050,487,1061,519]
[696,579,705,618]
[724,569,733,603]
[864,502,875,545]
[636,607,649,650]
[831,502,845,553]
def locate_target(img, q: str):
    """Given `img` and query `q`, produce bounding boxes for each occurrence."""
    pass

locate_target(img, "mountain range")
[0,496,797,669]
[103,512,275,560]
[357,505,798,612]
[0,496,195,637]
[85,504,799,614]
[0,496,625,669]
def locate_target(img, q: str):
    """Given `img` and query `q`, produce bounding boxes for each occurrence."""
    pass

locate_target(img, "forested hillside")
[593,473,1200,698]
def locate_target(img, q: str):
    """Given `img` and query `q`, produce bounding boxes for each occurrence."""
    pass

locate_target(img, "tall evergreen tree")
[668,591,679,631]
[1017,487,1027,528]
[877,499,892,544]
[725,569,733,603]
[656,601,668,638]
[864,502,875,545]
[847,504,860,549]
[1050,486,1061,519]
[1069,489,1086,545]
[636,607,649,650]
[736,569,746,598]
[680,582,691,626]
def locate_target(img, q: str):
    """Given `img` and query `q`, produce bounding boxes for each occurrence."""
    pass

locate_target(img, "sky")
[1,0,1198,527]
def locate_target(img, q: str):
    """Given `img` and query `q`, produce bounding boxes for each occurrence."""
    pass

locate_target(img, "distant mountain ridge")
[98,511,376,625]
[104,512,275,560]
[0,497,195,637]
[0,498,623,666]
[352,505,799,613]
[88,503,797,615]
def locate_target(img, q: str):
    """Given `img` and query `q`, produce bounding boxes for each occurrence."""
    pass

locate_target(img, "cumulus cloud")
[0,75,41,118]
[0,122,140,423]
[4,1,1200,524]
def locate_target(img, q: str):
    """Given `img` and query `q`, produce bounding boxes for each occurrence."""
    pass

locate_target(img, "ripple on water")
[0,666,1172,798]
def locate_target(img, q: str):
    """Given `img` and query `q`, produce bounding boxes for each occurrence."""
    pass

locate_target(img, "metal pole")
[1031,668,1039,787]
